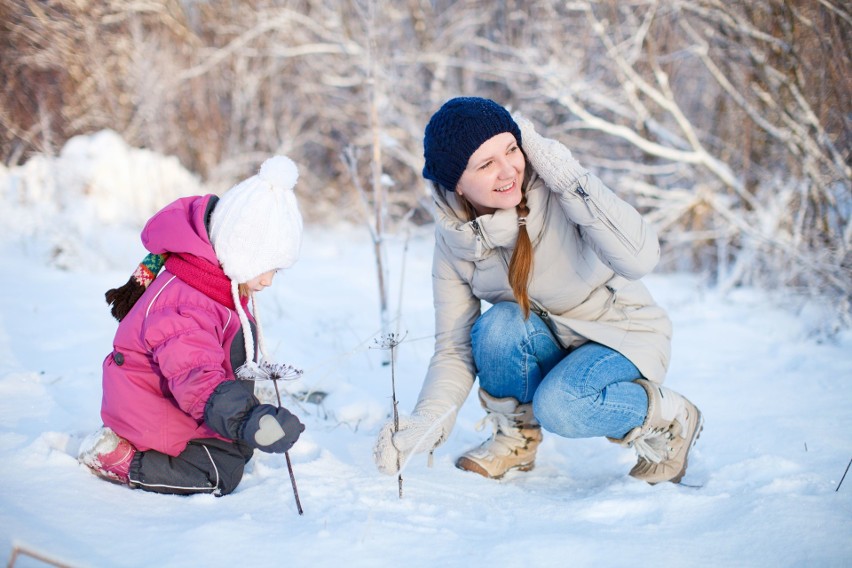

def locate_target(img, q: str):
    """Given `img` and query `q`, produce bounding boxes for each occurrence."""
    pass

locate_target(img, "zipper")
[470,218,483,258]
[530,299,549,320]
[575,184,639,255]
[529,299,574,350]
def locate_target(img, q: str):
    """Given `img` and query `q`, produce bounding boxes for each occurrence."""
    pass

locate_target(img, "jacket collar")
[433,173,547,260]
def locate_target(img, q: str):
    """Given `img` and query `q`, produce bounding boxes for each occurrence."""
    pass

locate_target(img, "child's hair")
[105,253,255,320]
[105,253,168,321]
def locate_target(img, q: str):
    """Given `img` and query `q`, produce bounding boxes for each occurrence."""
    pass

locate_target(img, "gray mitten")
[240,404,305,453]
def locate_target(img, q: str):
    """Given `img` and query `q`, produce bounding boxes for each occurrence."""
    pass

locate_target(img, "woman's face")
[244,270,277,293]
[456,132,525,216]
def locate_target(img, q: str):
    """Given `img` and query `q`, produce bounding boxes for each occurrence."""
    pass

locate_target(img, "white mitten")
[373,411,446,475]
[517,115,658,267]
[515,115,589,194]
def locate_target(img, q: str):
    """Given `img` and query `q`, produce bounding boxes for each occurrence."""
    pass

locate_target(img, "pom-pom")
[258,155,299,192]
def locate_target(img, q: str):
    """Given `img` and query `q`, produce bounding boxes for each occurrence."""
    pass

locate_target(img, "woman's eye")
[478,160,492,170]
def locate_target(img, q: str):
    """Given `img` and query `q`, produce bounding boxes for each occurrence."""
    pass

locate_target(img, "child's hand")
[242,404,305,453]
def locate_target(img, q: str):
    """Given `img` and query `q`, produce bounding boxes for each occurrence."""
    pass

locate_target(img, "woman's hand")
[515,115,589,194]
[373,411,447,475]
[515,114,602,225]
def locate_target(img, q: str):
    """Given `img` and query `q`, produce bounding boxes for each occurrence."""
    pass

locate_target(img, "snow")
[1,133,850,567]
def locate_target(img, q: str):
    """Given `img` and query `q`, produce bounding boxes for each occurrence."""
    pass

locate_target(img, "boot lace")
[473,410,527,455]
[632,408,691,464]
[632,427,673,464]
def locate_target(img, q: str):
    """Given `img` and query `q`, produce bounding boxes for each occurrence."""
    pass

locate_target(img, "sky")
[0,131,850,568]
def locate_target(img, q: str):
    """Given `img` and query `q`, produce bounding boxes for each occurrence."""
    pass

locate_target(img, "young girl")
[374,97,702,484]
[79,155,305,496]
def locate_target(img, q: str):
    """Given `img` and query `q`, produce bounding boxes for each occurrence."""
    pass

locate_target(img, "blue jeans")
[470,302,648,440]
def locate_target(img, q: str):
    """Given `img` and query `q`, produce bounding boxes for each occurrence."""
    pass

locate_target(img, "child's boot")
[78,426,136,485]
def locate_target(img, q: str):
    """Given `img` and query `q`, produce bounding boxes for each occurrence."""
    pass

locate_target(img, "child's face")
[244,270,277,293]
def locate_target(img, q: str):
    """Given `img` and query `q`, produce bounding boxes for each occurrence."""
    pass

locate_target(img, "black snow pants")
[127,437,254,496]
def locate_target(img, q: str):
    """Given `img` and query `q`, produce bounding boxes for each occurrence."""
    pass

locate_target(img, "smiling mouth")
[495,181,514,192]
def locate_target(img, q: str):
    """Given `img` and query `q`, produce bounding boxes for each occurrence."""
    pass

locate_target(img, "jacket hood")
[141,195,219,266]
[432,173,547,261]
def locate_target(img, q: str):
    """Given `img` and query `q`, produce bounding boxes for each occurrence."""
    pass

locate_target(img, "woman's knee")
[553,343,640,397]
[471,302,527,353]
[532,382,595,438]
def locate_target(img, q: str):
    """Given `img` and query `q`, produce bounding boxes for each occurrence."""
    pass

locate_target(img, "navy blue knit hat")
[422,97,522,191]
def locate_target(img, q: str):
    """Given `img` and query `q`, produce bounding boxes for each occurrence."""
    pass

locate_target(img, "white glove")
[373,411,446,475]
[515,115,589,196]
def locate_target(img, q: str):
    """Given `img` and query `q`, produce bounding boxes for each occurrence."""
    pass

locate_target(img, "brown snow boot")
[455,389,543,479]
[611,379,703,485]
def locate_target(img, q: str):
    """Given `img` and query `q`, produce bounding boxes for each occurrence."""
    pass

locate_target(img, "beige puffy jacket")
[413,169,672,442]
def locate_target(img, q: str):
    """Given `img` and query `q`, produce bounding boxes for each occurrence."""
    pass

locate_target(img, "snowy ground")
[1,135,850,567]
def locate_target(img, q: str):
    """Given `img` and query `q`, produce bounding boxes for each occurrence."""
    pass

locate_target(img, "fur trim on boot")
[611,379,703,484]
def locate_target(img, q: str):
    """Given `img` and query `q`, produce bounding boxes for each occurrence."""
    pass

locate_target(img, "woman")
[374,97,702,484]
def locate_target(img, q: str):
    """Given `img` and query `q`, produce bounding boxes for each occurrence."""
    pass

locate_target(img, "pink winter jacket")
[101,195,253,456]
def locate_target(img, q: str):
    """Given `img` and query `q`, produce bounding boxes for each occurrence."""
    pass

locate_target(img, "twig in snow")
[249,361,305,515]
[372,332,407,498]
[7,543,75,568]
[836,456,852,492]
[284,451,303,515]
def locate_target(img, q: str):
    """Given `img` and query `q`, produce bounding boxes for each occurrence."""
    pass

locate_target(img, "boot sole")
[82,464,130,486]
[456,456,535,480]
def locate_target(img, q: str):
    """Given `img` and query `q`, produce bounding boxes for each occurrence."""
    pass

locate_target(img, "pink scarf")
[165,253,248,311]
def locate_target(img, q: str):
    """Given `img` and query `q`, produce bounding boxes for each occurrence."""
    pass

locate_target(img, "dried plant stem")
[836,456,852,492]
[271,375,304,515]
[285,451,304,515]
[372,332,406,498]
[390,341,403,498]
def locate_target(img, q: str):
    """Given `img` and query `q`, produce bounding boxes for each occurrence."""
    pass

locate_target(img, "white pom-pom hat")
[210,155,303,283]
[209,155,303,376]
